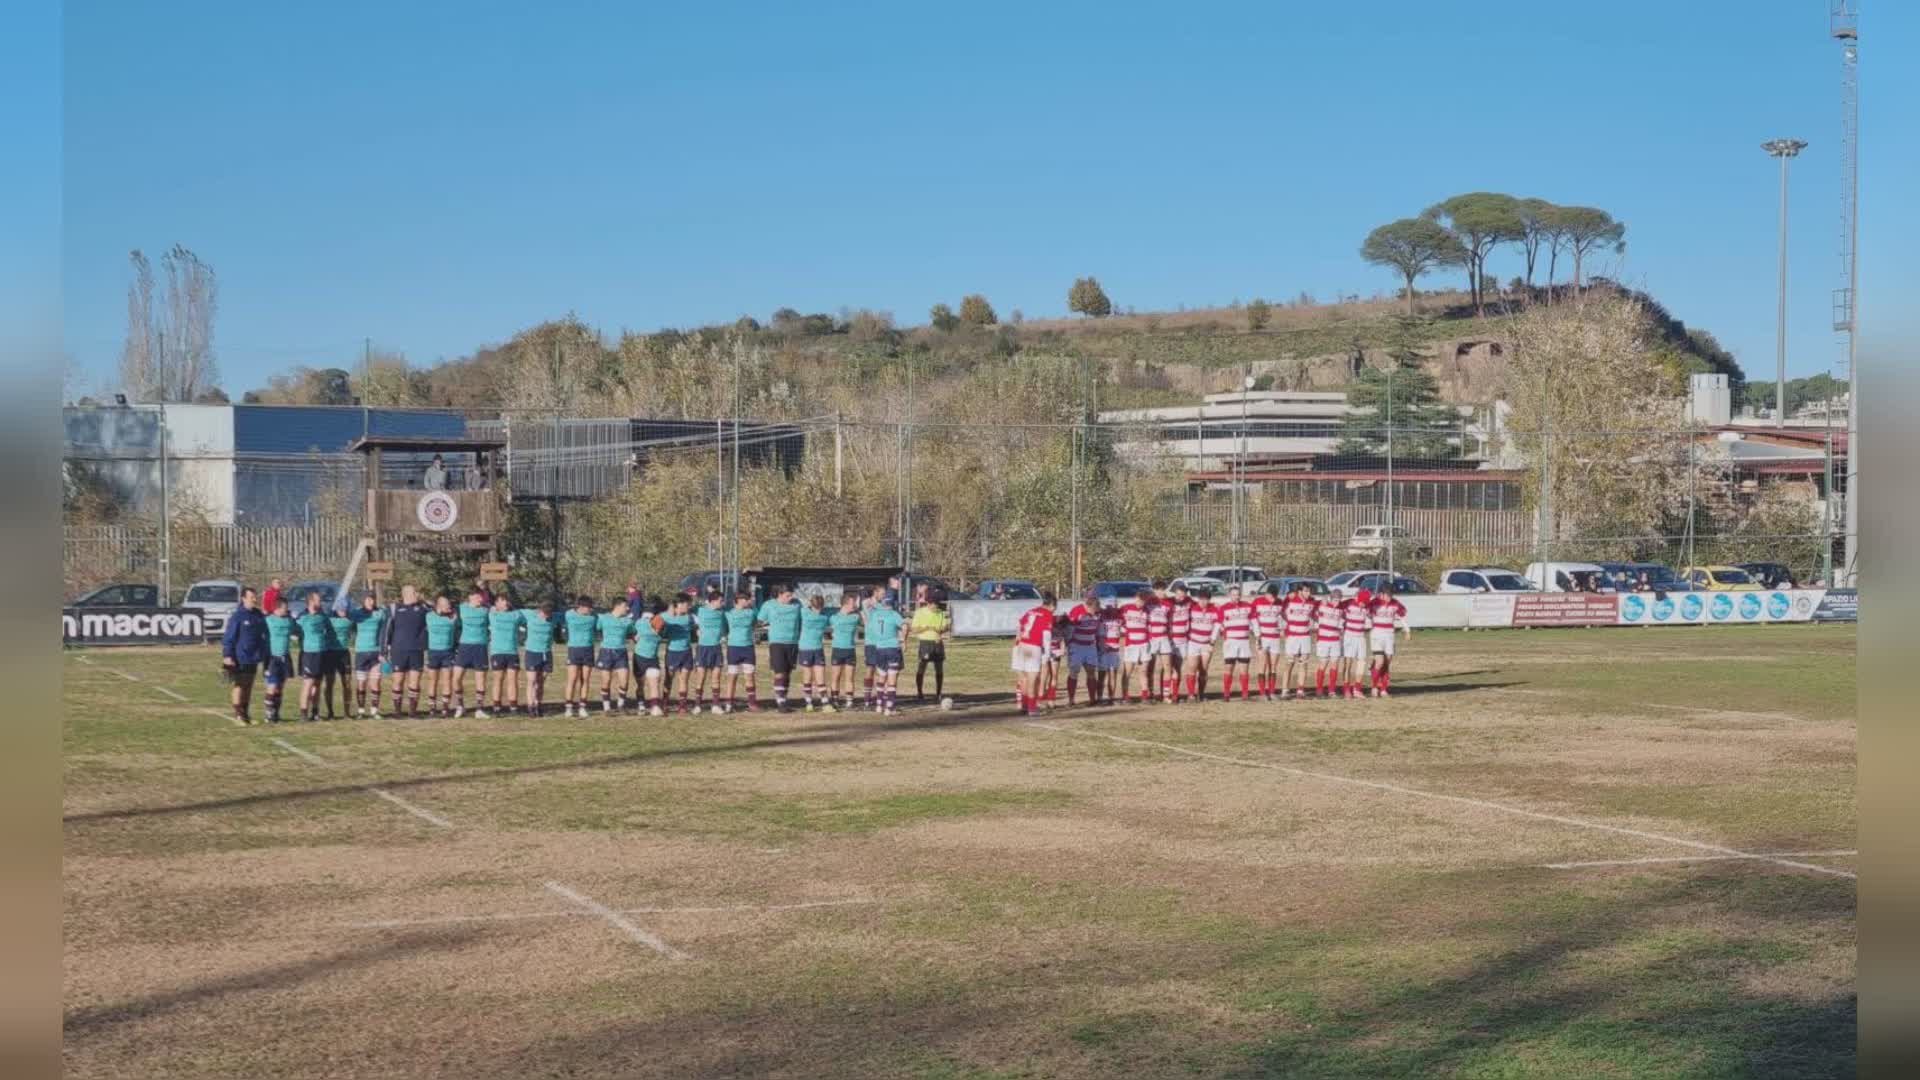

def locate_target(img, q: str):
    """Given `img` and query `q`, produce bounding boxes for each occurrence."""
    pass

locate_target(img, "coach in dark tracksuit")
[383,583,432,718]
[221,587,270,725]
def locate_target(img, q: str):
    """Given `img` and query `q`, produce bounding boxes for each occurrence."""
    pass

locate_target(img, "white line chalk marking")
[1541,850,1855,870]
[154,685,188,701]
[366,787,454,829]
[268,736,329,765]
[544,881,689,959]
[1028,721,1856,881]
[346,897,877,930]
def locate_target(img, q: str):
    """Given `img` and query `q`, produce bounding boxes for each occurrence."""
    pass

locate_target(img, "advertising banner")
[1811,589,1857,622]
[1616,589,1827,626]
[1466,594,1518,628]
[63,607,208,647]
[1401,595,1471,629]
[949,599,1037,638]
[1510,593,1620,627]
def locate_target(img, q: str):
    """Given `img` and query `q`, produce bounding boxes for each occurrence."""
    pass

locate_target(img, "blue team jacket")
[221,607,270,665]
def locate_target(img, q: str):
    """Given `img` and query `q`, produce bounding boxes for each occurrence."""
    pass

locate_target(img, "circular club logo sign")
[1738,593,1763,620]
[416,491,460,532]
[1621,595,1646,621]
[1709,594,1734,621]
[1766,592,1792,619]
[1680,594,1705,621]
[1652,596,1674,621]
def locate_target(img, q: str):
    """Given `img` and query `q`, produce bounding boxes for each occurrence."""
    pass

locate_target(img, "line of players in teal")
[251,582,910,723]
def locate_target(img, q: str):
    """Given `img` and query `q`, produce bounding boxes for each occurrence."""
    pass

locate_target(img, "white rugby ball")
[940,696,954,710]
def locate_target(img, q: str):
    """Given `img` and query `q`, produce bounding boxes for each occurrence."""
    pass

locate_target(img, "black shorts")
[567,646,594,667]
[832,648,856,667]
[300,653,326,679]
[326,652,352,676]
[863,644,877,667]
[664,650,693,673]
[632,655,659,678]
[355,652,383,673]
[798,648,826,668]
[226,662,258,681]
[265,656,291,686]
[427,649,456,670]
[767,643,798,674]
[595,648,628,672]
[390,649,424,673]
[489,653,519,672]
[455,642,488,670]
[696,644,724,670]
[917,640,946,662]
[523,651,551,673]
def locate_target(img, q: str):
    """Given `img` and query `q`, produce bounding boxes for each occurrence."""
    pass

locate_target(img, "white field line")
[1541,850,1856,870]
[267,735,330,765]
[264,735,453,828]
[200,706,247,728]
[543,881,689,959]
[1027,721,1857,881]
[346,897,878,931]
[1495,687,1801,723]
[75,654,95,665]
[154,685,188,701]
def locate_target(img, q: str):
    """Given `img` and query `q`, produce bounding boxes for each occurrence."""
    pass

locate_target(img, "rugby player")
[758,585,804,712]
[1062,591,1102,706]
[1216,585,1254,701]
[1144,581,1172,701]
[348,591,388,718]
[1096,596,1124,704]
[595,597,636,712]
[295,592,331,722]
[660,595,696,713]
[1340,589,1372,699]
[521,601,558,716]
[863,591,906,715]
[1280,581,1316,699]
[723,591,760,713]
[798,594,833,712]
[1165,583,1193,702]
[828,594,863,712]
[1312,590,1345,697]
[692,591,728,713]
[1368,586,1411,696]
[325,601,353,719]
[1180,589,1218,702]
[384,584,430,718]
[484,593,523,716]
[630,596,666,716]
[261,595,294,723]
[1121,587,1152,704]
[1252,583,1283,700]
[1012,591,1056,716]
[451,589,491,717]
[425,595,459,717]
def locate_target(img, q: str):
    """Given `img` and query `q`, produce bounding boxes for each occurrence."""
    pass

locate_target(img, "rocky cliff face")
[1144,336,1511,404]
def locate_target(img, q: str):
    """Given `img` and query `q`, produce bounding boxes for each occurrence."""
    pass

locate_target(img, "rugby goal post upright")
[348,435,509,603]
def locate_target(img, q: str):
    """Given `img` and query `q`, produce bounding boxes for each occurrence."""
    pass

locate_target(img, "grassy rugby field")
[62,624,1855,1078]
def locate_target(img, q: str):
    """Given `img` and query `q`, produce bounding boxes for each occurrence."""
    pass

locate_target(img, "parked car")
[1681,565,1763,591]
[1166,575,1228,598]
[1346,525,1432,561]
[279,580,342,611]
[1436,567,1536,594]
[1522,561,1613,593]
[1188,565,1267,592]
[676,570,740,599]
[69,582,161,608]
[1325,571,1425,598]
[1737,562,1797,589]
[1266,575,1329,596]
[181,578,244,633]
[974,579,1041,601]
[1089,580,1154,603]
[1628,563,1696,592]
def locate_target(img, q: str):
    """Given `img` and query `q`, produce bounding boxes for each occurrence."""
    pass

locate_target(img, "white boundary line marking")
[1027,721,1857,881]
[200,706,247,728]
[1541,850,1856,870]
[154,685,188,701]
[345,897,878,930]
[543,881,689,959]
[366,787,455,829]
[268,735,329,765]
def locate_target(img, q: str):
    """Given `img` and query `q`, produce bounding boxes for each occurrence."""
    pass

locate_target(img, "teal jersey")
[564,609,598,646]
[456,603,491,645]
[521,611,557,652]
[724,606,756,647]
[632,613,663,659]
[758,599,802,644]
[828,611,863,650]
[660,611,693,652]
[864,607,903,649]
[264,614,295,658]
[326,615,353,652]
[694,606,727,646]
[295,611,331,653]
[350,606,387,652]
[798,608,831,651]
[596,612,635,650]
[425,612,458,651]
[487,609,524,655]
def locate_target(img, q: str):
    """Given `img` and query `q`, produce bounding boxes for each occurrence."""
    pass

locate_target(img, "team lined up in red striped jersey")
[1012,579,1409,715]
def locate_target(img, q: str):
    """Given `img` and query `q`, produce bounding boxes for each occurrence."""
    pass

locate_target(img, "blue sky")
[60,1,1916,395]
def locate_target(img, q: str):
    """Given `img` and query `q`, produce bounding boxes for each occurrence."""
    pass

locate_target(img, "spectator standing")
[466,454,487,491]
[423,454,448,491]
[262,577,284,615]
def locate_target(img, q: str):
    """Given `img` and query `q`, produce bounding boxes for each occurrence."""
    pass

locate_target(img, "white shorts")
[1221,638,1252,661]
[1183,641,1212,662]
[1284,635,1312,659]
[1370,629,1396,656]
[1098,650,1120,671]
[1011,643,1045,674]
[1343,632,1368,659]
[1124,643,1151,664]
[1068,644,1100,671]
[1260,636,1283,655]
[1315,639,1342,661]
[1148,637,1172,656]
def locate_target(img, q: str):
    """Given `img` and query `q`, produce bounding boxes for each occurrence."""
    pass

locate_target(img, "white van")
[1522,561,1612,593]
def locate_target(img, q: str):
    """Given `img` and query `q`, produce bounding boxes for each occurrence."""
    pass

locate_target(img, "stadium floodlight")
[1761,138,1808,429]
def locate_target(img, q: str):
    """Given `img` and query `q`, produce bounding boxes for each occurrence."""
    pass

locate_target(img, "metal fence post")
[158,409,171,606]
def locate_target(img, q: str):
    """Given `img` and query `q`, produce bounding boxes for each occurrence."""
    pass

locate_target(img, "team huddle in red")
[1010,580,1410,716]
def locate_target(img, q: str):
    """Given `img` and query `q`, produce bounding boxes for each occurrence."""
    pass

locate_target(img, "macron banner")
[1615,589,1826,626]
[63,608,208,647]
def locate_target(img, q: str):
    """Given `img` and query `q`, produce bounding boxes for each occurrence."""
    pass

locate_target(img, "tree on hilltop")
[959,294,997,326]
[1547,206,1626,294]
[1422,193,1524,316]
[1068,276,1112,318]
[929,303,959,333]
[1360,219,1466,315]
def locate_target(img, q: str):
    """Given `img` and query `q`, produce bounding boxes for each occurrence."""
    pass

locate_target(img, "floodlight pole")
[1761,138,1807,430]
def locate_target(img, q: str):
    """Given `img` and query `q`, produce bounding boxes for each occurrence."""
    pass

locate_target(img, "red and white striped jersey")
[1370,598,1408,631]
[1251,595,1282,640]
[1099,609,1124,651]
[1282,597,1316,637]
[1217,599,1253,640]
[1064,604,1100,647]
[1122,601,1151,645]
[1186,602,1219,646]
[1342,601,1370,635]
[1017,606,1055,647]
[1316,600,1345,641]
[1146,601,1170,641]
[1169,599,1192,641]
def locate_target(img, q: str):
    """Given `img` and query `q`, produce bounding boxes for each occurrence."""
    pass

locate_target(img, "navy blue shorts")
[567,646,594,667]
[301,653,326,679]
[864,644,877,667]
[265,656,291,686]
[489,653,519,671]
[832,648,856,667]
[595,648,628,671]
[355,652,383,673]
[326,651,351,676]
[665,650,693,673]
[455,642,487,670]
[874,647,904,673]
[523,651,551,673]
[631,655,659,678]
[798,648,826,668]
[390,649,424,673]
[697,644,724,669]
[726,644,755,668]
[427,649,456,670]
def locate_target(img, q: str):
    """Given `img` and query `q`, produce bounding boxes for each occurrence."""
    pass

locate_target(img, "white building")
[1098,390,1493,468]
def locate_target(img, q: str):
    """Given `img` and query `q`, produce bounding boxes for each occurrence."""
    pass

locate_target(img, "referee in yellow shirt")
[911,594,951,704]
